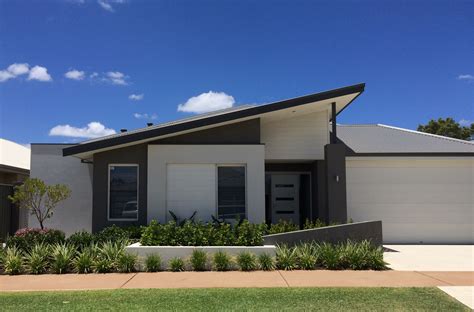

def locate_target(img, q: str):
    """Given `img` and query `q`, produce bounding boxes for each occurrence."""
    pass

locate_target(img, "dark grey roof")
[338,124,474,154]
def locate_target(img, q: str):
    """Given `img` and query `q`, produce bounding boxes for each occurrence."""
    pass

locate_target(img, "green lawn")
[0,287,468,311]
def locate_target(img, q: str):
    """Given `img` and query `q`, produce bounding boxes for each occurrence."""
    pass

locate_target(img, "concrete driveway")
[384,245,474,271]
[384,245,474,309]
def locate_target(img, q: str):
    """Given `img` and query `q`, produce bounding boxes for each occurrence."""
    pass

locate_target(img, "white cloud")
[90,72,99,78]
[178,91,235,114]
[133,113,157,120]
[49,121,116,138]
[105,71,128,85]
[129,93,144,101]
[65,69,85,80]
[97,0,125,12]
[458,74,474,81]
[0,63,30,82]
[8,63,30,76]
[459,119,472,126]
[28,66,52,82]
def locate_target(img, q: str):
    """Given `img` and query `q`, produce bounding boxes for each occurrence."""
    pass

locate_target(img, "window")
[108,164,138,220]
[217,166,246,220]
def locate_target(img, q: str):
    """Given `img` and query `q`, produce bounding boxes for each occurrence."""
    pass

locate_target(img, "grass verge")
[0,287,468,311]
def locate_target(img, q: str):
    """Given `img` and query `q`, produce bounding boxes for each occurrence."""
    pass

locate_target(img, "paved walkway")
[0,271,472,292]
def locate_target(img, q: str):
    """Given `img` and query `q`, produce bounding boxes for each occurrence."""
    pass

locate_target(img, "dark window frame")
[107,164,139,221]
[216,165,247,220]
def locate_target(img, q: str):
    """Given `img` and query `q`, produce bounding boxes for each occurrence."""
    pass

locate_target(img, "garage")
[346,157,473,244]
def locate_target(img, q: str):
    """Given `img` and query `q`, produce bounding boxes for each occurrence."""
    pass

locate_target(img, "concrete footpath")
[0,270,472,292]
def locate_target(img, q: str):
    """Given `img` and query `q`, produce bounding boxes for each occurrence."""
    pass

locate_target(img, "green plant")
[169,210,197,226]
[145,254,162,272]
[123,225,144,242]
[257,253,275,271]
[234,220,266,246]
[276,245,297,270]
[6,228,65,252]
[50,243,75,274]
[3,246,23,275]
[66,231,95,251]
[94,257,114,273]
[117,253,138,273]
[24,243,50,274]
[169,257,185,272]
[96,241,126,271]
[212,250,232,271]
[268,220,299,234]
[96,225,129,244]
[190,249,207,271]
[9,178,71,230]
[73,248,94,274]
[296,243,317,270]
[303,219,326,230]
[236,251,257,271]
[315,242,340,270]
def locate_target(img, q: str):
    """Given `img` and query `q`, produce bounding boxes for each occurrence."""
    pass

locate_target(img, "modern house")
[0,138,30,240]
[29,84,474,243]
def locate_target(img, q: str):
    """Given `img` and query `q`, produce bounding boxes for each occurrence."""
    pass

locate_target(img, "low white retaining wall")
[125,243,276,269]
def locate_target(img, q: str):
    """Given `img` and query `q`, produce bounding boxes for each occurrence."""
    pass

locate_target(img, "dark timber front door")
[270,174,300,224]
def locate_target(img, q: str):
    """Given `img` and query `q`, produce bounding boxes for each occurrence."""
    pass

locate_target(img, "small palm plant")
[275,245,298,270]
[25,243,50,274]
[73,248,95,274]
[50,243,75,274]
[3,246,23,275]
[296,243,317,270]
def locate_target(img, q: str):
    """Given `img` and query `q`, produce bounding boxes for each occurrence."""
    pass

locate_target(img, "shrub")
[303,219,326,230]
[212,251,232,271]
[268,220,298,234]
[6,228,65,251]
[117,253,138,273]
[66,231,95,251]
[257,253,275,271]
[50,243,75,274]
[94,257,114,273]
[276,245,298,270]
[24,243,50,274]
[296,243,317,270]
[3,246,23,275]
[123,225,144,242]
[236,252,257,271]
[190,249,207,271]
[234,220,266,246]
[169,257,185,272]
[95,225,129,244]
[96,241,126,271]
[145,254,162,272]
[73,249,94,274]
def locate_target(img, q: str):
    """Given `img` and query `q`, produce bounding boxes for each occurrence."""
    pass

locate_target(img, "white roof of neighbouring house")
[337,124,474,154]
[0,138,31,170]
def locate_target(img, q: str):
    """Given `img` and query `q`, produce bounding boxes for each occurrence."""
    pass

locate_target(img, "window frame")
[107,163,139,221]
[216,164,247,220]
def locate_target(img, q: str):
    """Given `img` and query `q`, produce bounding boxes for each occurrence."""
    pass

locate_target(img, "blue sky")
[1,0,473,145]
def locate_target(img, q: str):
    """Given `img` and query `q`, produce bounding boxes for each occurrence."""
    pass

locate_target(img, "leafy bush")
[257,253,275,271]
[6,228,65,251]
[94,257,114,273]
[73,249,94,274]
[169,257,185,272]
[315,242,340,270]
[212,251,232,271]
[66,231,94,251]
[96,241,125,271]
[145,254,162,272]
[3,246,23,275]
[190,250,208,271]
[117,253,138,273]
[276,245,298,270]
[236,252,257,271]
[303,219,326,230]
[24,243,50,274]
[95,225,129,244]
[50,243,75,274]
[122,226,144,242]
[268,220,299,234]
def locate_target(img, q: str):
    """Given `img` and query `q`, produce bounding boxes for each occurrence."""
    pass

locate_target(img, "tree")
[417,118,472,140]
[9,178,71,230]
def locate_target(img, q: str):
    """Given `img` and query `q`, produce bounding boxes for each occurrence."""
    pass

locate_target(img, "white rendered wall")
[29,144,93,235]
[148,145,265,224]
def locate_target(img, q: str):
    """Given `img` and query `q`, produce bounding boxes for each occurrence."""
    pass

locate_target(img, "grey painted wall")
[29,144,93,235]
[150,119,260,144]
[325,144,347,223]
[92,144,147,231]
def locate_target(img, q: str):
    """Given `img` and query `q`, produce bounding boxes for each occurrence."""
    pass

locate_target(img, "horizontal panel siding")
[346,157,474,244]
[261,111,328,160]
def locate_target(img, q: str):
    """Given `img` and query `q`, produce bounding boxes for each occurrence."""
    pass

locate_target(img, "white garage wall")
[148,145,265,223]
[29,144,93,235]
[346,157,474,244]
[260,111,328,160]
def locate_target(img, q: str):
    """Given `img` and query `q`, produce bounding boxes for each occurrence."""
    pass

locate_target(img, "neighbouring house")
[29,84,474,243]
[0,138,30,240]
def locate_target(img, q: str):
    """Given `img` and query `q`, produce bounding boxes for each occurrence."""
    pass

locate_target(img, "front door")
[271,174,300,224]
